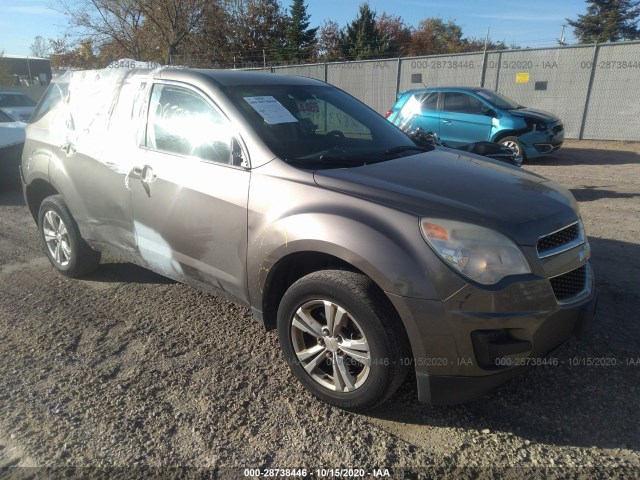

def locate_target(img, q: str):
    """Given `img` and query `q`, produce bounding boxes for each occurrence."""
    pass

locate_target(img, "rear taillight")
[384,110,393,118]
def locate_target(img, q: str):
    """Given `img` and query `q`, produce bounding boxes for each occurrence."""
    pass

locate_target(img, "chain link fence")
[174,42,640,141]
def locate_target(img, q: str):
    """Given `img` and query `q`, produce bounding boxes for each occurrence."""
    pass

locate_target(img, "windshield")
[0,93,37,108]
[222,84,424,168]
[474,89,521,110]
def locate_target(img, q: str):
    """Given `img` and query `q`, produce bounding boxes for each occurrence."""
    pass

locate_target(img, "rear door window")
[418,92,438,111]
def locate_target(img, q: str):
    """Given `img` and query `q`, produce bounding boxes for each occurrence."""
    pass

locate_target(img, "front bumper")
[416,290,599,404]
[520,128,564,158]
[386,265,598,405]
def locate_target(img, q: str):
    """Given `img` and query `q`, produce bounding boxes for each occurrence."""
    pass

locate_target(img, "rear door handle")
[441,120,452,125]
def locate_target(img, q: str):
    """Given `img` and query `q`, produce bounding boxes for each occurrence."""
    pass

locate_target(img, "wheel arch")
[262,251,363,331]
[491,130,521,143]
[25,179,59,222]
[260,251,408,343]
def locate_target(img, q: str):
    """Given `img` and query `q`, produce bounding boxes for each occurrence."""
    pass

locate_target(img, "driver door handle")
[139,165,157,184]
[125,165,156,196]
[441,120,452,125]
[129,165,156,183]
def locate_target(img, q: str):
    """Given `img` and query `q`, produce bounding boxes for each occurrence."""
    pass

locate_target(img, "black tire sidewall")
[38,196,84,275]
[277,273,396,409]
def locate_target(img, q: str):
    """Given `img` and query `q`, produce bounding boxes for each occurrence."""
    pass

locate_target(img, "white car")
[0,92,37,123]
[0,109,25,181]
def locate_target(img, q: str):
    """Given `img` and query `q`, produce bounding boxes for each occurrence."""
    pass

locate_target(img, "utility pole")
[480,26,490,88]
[557,24,567,46]
[26,56,32,86]
[483,26,491,53]
[263,49,266,69]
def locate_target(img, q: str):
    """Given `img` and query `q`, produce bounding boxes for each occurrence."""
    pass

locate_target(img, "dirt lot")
[0,139,639,478]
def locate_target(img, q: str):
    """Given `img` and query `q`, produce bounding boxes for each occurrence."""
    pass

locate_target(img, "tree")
[408,18,464,56]
[138,0,207,64]
[376,13,411,57]
[222,0,286,65]
[30,36,51,58]
[340,3,387,60]
[567,0,640,43]
[56,0,207,64]
[49,37,101,70]
[57,0,148,60]
[315,20,342,61]
[282,0,318,63]
[460,36,508,53]
[183,1,234,67]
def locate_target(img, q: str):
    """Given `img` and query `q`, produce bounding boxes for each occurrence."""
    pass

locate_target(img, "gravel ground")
[0,139,639,478]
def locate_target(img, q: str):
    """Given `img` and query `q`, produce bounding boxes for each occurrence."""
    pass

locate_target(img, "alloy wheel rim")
[502,140,520,155]
[43,210,72,266]
[290,299,371,392]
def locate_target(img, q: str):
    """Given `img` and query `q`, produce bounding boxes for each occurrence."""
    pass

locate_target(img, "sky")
[0,0,588,57]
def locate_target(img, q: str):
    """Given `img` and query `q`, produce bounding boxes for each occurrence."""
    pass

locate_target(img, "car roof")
[156,68,327,87]
[402,86,493,95]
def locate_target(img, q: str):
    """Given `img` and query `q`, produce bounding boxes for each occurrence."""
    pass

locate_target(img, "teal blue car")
[386,87,564,160]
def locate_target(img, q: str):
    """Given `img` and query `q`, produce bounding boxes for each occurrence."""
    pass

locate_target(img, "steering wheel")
[325,130,345,139]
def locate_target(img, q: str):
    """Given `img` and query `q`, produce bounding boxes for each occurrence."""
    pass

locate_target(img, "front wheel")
[277,270,410,410]
[38,195,101,278]
[498,136,525,160]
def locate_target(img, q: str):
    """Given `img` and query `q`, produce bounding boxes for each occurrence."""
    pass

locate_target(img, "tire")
[498,136,525,160]
[38,195,101,278]
[277,270,410,410]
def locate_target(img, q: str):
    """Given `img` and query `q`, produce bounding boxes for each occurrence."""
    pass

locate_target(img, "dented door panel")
[129,150,250,303]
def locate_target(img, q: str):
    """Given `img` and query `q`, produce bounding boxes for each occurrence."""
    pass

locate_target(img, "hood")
[313,149,578,246]
[509,107,561,124]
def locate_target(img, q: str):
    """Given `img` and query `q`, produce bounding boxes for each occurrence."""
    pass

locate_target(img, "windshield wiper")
[286,155,369,168]
[288,146,428,168]
[319,154,369,165]
[382,145,430,156]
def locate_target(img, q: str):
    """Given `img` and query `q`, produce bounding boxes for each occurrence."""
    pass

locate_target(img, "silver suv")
[21,65,598,410]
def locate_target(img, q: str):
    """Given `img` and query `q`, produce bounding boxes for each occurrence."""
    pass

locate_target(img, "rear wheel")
[38,195,101,278]
[277,270,410,410]
[498,136,525,160]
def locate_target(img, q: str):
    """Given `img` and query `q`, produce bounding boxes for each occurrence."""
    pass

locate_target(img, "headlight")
[525,118,548,131]
[420,218,531,285]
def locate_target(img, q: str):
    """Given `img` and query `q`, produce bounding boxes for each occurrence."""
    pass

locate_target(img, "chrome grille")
[537,222,582,258]
[549,265,587,301]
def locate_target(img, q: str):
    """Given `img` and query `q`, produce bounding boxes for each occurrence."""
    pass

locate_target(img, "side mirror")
[231,137,246,167]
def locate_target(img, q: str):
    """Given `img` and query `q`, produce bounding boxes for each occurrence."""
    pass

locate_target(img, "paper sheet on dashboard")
[243,96,298,125]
